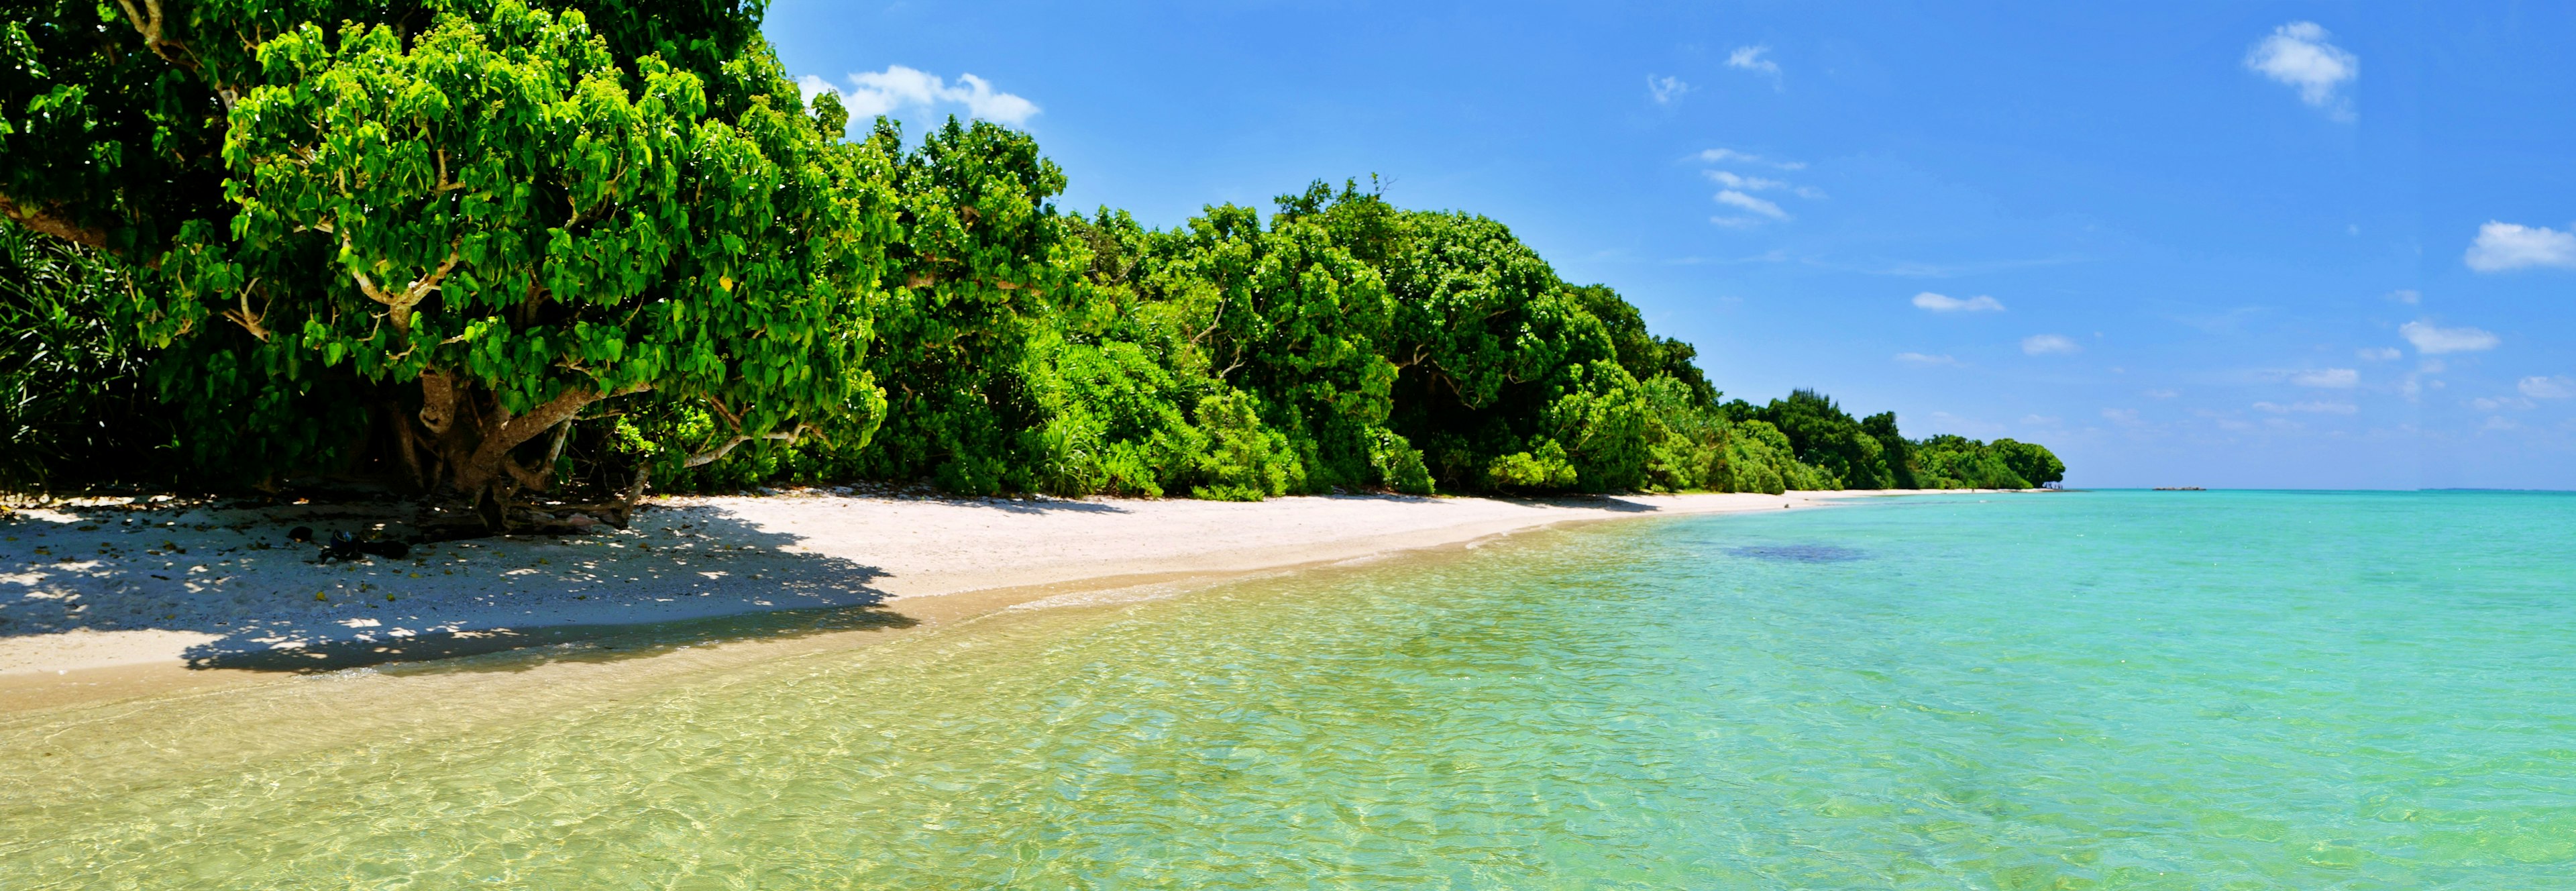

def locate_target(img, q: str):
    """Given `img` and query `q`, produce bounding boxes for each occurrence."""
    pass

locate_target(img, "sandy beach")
[0,488,1996,708]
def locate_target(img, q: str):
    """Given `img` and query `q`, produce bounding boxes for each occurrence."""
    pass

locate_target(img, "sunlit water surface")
[5,491,2574,888]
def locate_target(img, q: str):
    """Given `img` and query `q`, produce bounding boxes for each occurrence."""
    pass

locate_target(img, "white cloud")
[1726,46,1781,83]
[946,74,1038,123]
[1714,189,1786,219]
[2356,347,2403,362]
[2400,320,2500,354]
[2463,221,2576,272]
[2293,368,2359,388]
[1912,292,2004,313]
[2022,334,2080,356]
[2254,400,2358,415]
[2386,289,2420,305]
[1695,148,1805,170]
[2471,396,2536,411]
[1705,170,1825,199]
[798,74,843,105]
[800,65,1040,127]
[2484,415,2520,431]
[1894,352,1957,366]
[1648,74,1690,105]
[2143,388,2180,399]
[1698,149,1817,229]
[2102,408,2142,425]
[2519,375,2576,399]
[1705,170,1783,191]
[2245,21,2357,117]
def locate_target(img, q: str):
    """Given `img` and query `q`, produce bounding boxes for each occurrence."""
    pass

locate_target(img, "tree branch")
[683,423,807,468]
[1390,343,1430,370]
[1214,343,1245,380]
[348,234,463,332]
[217,278,270,340]
[500,456,549,491]
[488,382,649,459]
[1190,299,1226,346]
[434,150,465,193]
[705,398,742,431]
[0,193,114,253]
[112,0,181,66]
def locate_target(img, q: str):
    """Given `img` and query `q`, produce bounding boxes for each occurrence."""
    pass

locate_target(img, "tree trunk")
[382,401,426,490]
[400,372,646,531]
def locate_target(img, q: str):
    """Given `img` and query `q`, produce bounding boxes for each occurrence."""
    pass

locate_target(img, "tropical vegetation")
[0,0,2061,521]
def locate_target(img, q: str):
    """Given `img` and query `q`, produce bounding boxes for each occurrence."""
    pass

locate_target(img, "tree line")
[0,1,2060,524]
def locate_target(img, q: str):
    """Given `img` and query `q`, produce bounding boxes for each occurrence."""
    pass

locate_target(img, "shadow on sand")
[1,499,916,675]
[1523,494,1660,513]
[941,496,1132,516]
[7,490,1677,677]
[183,601,921,674]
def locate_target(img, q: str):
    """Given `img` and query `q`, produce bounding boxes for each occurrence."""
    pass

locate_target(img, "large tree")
[1,1,891,523]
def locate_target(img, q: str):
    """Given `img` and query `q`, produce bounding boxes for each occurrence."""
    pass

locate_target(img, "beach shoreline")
[0,488,2033,710]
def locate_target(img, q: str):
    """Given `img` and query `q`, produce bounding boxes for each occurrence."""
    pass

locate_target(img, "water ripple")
[1727,543,1868,563]
[5,492,2575,888]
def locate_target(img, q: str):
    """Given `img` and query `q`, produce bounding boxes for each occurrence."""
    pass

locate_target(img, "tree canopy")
[5,0,894,525]
[0,1,2063,513]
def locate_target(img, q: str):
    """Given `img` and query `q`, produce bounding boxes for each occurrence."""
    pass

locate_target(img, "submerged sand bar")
[0,489,2002,708]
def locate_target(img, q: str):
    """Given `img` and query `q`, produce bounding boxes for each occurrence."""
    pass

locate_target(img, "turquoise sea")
[4,490,2573,888]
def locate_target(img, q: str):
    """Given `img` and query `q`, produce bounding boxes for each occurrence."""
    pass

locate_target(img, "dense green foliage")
[0,222,173,486]
[1721,390,2064,490]
[0,1,2062,510]
[5,0,891,520]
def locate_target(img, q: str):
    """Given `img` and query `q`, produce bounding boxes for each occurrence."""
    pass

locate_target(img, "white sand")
[0,488,1987,696]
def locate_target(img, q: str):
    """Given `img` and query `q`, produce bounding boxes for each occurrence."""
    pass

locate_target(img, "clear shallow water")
[5,490,2575,888]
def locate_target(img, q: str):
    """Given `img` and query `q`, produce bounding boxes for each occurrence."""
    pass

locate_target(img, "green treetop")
[3,1,892,523]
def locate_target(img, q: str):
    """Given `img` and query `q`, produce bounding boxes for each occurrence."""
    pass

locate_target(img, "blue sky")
[763,1,2576,489]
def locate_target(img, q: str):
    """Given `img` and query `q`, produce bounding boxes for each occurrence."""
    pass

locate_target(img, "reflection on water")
[4,491,2575,888]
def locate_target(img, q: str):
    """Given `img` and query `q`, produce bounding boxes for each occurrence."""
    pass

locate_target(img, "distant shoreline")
[0,488,2041,711]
